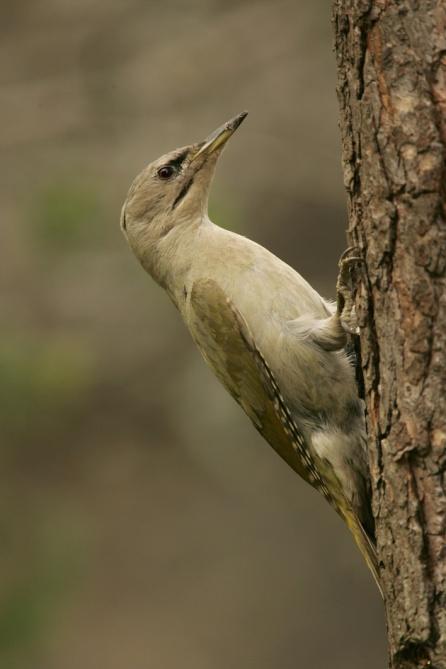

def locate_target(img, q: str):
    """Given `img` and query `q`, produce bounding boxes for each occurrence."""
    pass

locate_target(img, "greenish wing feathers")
[189,278,270,427]
[190,279,383,598]
[189,279,329,492]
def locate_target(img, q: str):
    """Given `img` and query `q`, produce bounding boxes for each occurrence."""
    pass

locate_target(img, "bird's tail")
[344,510,383,598]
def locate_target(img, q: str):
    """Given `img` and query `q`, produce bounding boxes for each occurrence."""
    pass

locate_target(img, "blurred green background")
[0,1,386,668]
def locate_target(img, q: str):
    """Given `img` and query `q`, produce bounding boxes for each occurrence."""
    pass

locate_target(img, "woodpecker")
[120,112,381,595]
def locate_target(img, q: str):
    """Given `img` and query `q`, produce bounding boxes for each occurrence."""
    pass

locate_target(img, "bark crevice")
[333,1,446,667]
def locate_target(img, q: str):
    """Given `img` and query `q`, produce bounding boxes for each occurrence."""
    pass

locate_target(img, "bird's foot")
[336,247,364,335]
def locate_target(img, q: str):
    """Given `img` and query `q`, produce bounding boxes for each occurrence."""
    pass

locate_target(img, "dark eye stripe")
[167,150,189,168]
[172,176,194,209]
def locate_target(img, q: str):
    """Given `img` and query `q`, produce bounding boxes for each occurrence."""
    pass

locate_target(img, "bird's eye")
[157,165,175,180]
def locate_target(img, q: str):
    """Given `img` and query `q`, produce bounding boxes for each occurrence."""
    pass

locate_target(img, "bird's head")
[120,112,247,278]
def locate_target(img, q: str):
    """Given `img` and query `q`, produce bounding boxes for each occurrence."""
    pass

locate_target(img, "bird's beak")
[191,111,248,161]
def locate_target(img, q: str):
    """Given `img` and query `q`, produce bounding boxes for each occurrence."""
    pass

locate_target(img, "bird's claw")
[336,247,364,335]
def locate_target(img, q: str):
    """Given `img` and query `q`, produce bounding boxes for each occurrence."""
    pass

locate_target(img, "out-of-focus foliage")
[30,182,105,253]
[0,335,94,445]
[0,518,84,660]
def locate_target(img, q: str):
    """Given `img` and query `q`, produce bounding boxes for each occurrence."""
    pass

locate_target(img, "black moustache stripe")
[172,176,194,209]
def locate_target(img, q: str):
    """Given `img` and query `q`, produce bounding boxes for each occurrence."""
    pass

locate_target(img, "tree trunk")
[332,2,446,668]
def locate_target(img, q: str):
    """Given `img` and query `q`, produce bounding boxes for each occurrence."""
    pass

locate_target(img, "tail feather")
[346,512,383,598]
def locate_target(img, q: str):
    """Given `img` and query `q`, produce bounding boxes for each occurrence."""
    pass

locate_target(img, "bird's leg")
[296,247,364,350]
[336,247,363,335]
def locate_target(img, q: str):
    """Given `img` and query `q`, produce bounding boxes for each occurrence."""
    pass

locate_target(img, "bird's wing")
[189,278,382,596]
[189,278,329,491]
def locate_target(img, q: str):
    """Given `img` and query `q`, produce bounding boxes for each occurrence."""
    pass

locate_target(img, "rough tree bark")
[332,2,446,668]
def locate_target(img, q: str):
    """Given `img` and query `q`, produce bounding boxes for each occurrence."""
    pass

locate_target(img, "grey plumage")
[121,113,381,595]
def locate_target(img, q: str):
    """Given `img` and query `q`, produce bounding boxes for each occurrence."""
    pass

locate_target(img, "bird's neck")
[147,215,210,307]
